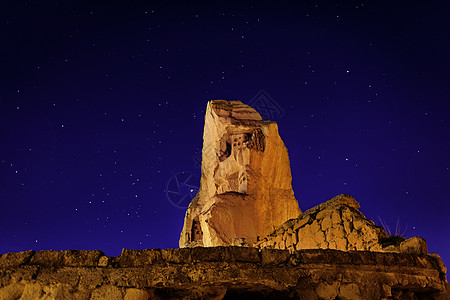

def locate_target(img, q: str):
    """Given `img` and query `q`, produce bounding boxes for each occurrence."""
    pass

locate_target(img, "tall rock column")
[179,100,301,247]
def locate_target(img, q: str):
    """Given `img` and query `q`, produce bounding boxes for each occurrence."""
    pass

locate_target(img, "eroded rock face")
[179,100,301,247]
[0,248,448,299]
[257,194,390,252]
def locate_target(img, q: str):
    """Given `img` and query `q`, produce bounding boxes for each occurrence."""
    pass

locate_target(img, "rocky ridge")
[256,194,427,254]
[0,247,448,299]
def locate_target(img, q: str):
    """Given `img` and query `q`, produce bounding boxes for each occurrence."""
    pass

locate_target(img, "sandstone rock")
[382,284,392,297]
[20,283,43,300]
[118,249,162,267]
[316,209,332,220]
[400,236,428,255]
[0,282,24,300]
[0,247,447,299]
[292,230,298,244]
[331,210,342,224]
[312,230,325,244]
[347,231,362,249]
[341,207,353,222]
[310,219,321,233]
[321,216,332,231]
[257,194,390,252]
[41,283,86,300]
[124,288,149,300]
[180,100,301,247]
[353,219,364,231]
[0,250,34,268]
[319,241,329,249]
[161,248,191,263]
[30,250,63,267]
[429,253,447,275]
[90,285,122,300]
[293,216,310,230]
[339,283,361,299]
[298,237,317,250]
[260,248,290,265]
[98,256,109,267]
[275,234,283,246]
[343,220,351,234]
[285,234,293,247]
[30,250,104,267]
[316,282,339,299]
[328,240,337,250]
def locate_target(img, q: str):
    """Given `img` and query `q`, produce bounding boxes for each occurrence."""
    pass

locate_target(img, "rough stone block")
[293,216,310,230]
[118,249,162,267]
[341,207,353,222]
[30,250,63,267]
[428,253,447,275]
[339,283,361,299]
[260,249,290,265]
[98,256,110,267]
[346,231,360,248]
[326,225,346,245]
[191,247,230,262]
[285,234,293,248]
[29,250,104,267]
[292,230,298,244]
[400,237,428,255]
[343,220,351,234]
[228,246,260,262]
[42,283,88,300]
[318,241,329,249]
[21,283,44,300]
[63,250,104,267]
[313,230,325,244]
[0,250,35,269]
[282,231,288,241]
[275,234,283,245]
[317,282,339,299]
[91,285,122,300]
[335,238,348,251]
[331,210,342,224]
[328,241,337,250]
[316,209,332,220]
[298,237,316,250]
[353,219,364,231]
[161,248,191,263]
[310,220,321,233]
[321,216,332,231]
[0,283,25,300]
[124,288,149,300]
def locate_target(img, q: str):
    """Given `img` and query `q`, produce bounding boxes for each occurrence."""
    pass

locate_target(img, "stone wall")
[256,194,399,252]
[0,247,448,299]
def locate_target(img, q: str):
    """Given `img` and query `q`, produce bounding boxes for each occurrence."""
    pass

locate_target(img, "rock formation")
[256,194,431,255]
[1,99,448,299]
[179,100,301,247]
[0,247,448,299]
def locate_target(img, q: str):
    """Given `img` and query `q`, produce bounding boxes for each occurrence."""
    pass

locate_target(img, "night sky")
[1,1,449,268]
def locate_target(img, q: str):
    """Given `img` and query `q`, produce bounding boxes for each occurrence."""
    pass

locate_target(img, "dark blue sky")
[1,1,449,267]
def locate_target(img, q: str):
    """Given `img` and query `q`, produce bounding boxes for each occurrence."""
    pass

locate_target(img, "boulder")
[400,236,428,255]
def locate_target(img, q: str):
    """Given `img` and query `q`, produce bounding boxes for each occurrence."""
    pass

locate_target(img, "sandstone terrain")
[1,100,448,299]
[0,247,448,299]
